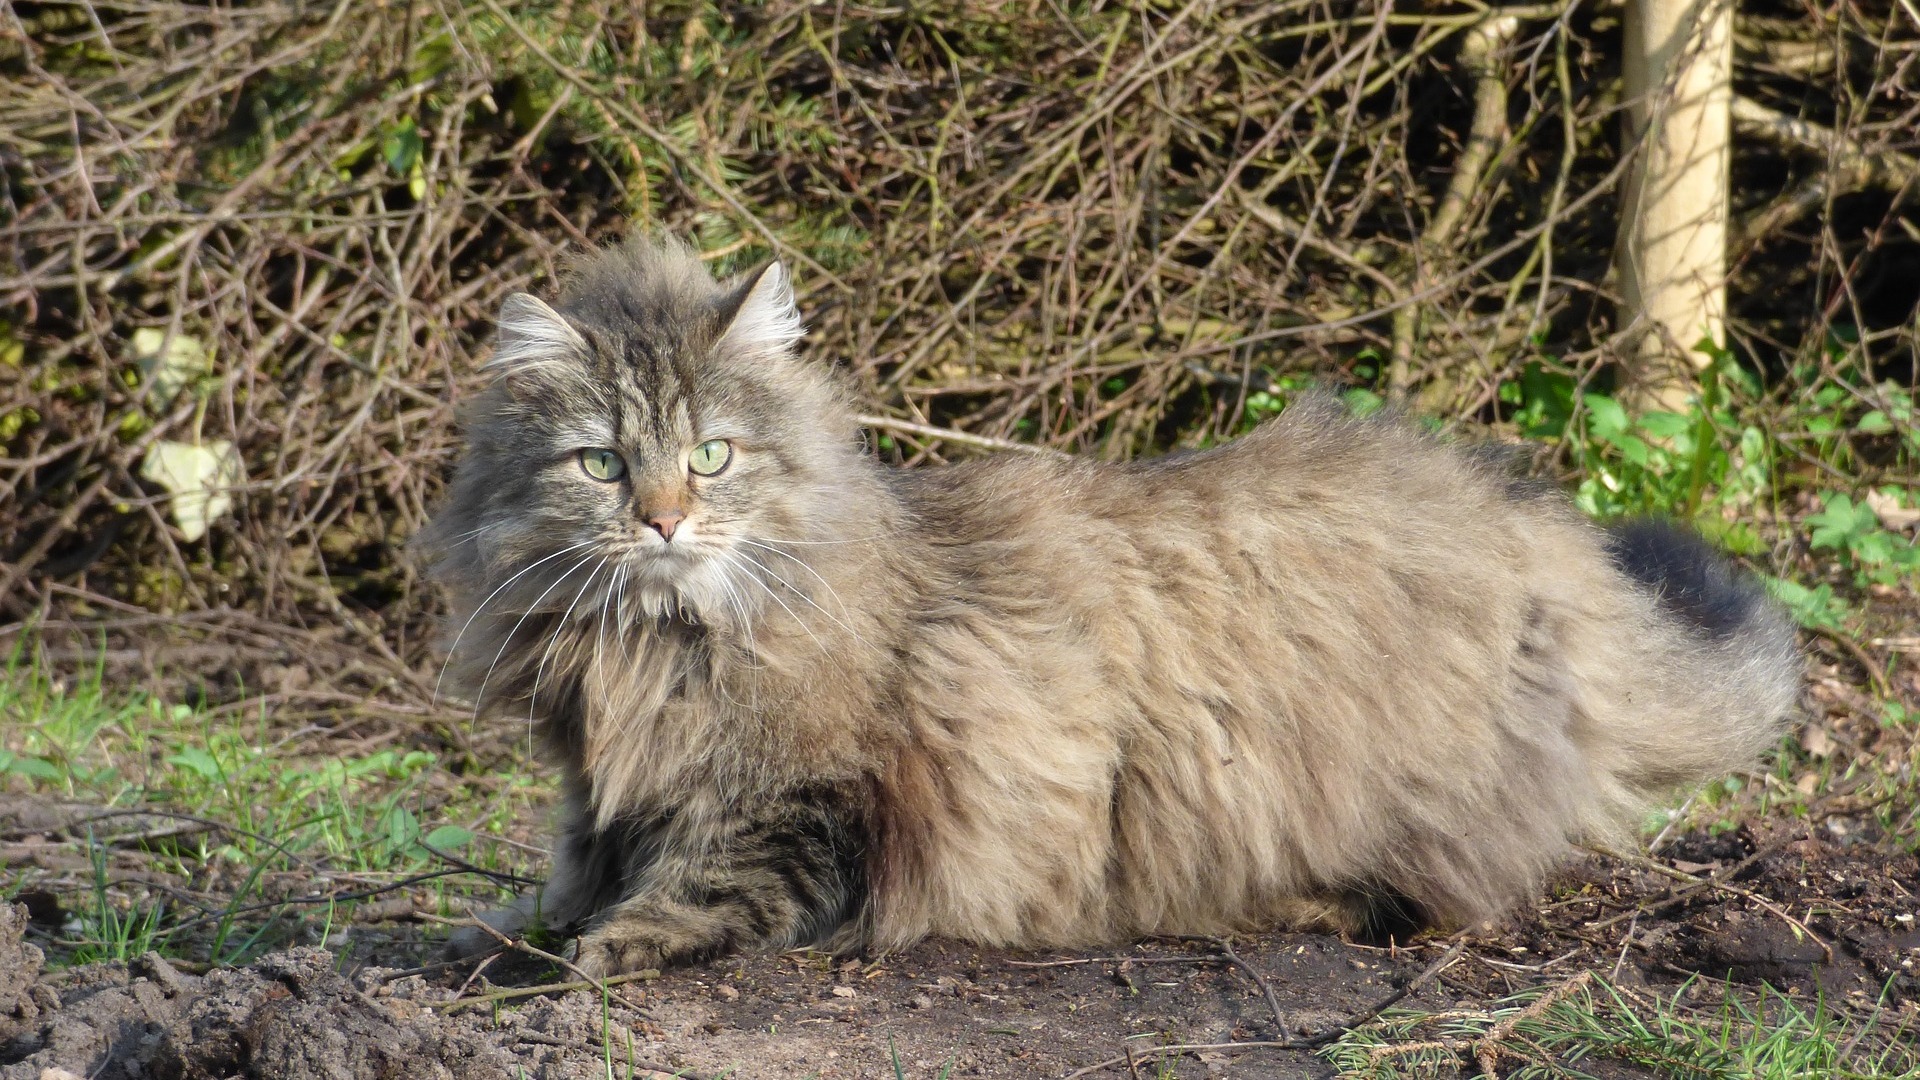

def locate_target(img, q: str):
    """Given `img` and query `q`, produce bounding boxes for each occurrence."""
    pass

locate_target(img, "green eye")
[688,439,732,477]
[579,448,626,482]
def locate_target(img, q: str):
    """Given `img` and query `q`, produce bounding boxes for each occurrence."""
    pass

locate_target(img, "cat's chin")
[621,553,743,627]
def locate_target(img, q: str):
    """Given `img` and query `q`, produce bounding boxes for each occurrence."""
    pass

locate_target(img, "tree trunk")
[1617,0,1733,414]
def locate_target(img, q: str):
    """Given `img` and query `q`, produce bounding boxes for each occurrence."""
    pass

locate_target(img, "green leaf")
[1635,411,1691,439]
[1,752,63,781]
[1805,494,1868,551]
[1342,387,1384,418]
[1852,530,1897,566]
[1762,577,1849,631]
[166,747,222,781]
[1690,335,1733,365]
[382,806,420,853]
[1856,410,1891,434]
[383,117,423,175]
[1695,518,1763,557]
[422,825,474,851]
[1582,393,1629,439]
[1610,432,1652,468]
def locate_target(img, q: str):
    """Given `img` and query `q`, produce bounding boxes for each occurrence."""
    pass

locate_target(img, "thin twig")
[1584,844,1833,962]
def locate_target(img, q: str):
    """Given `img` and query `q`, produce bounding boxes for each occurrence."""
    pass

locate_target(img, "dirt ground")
[4,814,1916,1080]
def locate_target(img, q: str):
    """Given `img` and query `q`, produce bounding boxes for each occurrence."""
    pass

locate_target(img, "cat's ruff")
[420,238,1799,977]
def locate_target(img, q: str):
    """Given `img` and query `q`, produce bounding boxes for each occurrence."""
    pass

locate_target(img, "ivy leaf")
[140,440,242,542]
[129,327,211,406]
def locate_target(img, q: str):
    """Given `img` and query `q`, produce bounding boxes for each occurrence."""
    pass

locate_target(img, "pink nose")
[646,509,685,541]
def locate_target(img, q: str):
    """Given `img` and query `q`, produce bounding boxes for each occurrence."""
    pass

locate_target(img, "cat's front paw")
[570,927,667,979]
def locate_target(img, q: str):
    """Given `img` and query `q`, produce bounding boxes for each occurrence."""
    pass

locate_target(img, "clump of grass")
[1323,974,1918,1080]
[0,643,546,966]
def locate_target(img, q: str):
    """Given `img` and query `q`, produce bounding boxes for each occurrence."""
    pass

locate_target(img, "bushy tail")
[1600,518,1802,792]
[1602,520,1782,643]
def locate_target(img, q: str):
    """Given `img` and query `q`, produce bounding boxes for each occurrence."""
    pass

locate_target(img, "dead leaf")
[129,327,210,406]
[139,439,241,541]
[1865,489,1920,531]
[1799,725,1836,759]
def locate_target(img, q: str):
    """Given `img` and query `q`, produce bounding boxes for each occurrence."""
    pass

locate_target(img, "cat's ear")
[717,260,805,359]
[482,292,588,375]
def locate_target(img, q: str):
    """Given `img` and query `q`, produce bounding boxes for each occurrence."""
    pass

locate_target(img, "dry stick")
[1177,936,1289,1040]
[470,0,847,293]
[423,911,655,1014]
[154,867,506,940]
[1167,85,1658,370]
[1732,95,1920,245]
[64,808,318,873]
[439,972,653,1017]
[855,413,1067,458]
[1062,1040,1297,1080]
[1006,954,1235,969]
[1476,969,1593,1076]
[1584,844,1833,961]
[418,840,541,887]
[1061,936,1470,1077]
[1609,912,1641,983]
[1294,936,1471,1048]
[1583,833,1798,931]
[510,1030,711,1080]
[1087,6,1393,355]
[1810,623,1894,702]
[423,916,704,1080]
[1362,969,1593,1074]
[1387,11,1523,398]
[1013,938,1291,1037]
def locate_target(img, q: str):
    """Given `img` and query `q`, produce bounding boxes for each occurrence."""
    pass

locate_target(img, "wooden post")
[1617,0,1733,413]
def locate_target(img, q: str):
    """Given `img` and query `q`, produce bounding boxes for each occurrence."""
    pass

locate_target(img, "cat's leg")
[570,791,866,977]
[446,792,621,959]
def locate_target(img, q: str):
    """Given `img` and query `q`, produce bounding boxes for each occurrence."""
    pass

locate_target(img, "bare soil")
[5,819,1916,1080]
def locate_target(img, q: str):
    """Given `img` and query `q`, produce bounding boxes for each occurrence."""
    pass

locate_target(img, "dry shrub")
[1,0,1915,694]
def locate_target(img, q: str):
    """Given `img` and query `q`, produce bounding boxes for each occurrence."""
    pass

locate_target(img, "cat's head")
[422,238,862,628]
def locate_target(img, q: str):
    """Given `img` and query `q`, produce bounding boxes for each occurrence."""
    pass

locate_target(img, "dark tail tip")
[1602,519,1774,641]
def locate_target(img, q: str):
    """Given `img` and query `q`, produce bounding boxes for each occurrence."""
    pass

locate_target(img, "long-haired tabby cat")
[420,237,1799,976]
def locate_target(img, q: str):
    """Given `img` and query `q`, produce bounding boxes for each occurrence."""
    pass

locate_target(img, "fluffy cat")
[419,238,1800,976]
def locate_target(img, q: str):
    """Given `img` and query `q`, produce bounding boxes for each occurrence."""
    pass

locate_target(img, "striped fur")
[419,238,1801,975]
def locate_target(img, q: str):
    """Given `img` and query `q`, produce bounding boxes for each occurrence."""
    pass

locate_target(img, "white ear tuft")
[718,261,806,358]
[482,293,588,373]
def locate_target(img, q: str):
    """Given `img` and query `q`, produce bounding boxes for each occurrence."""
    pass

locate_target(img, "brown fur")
[419,238,1800,975]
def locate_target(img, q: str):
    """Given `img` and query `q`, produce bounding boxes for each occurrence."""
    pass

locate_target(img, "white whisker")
[529,555,608,734]
[471,552,600,724]
[733,536,856,623]
[592,560,624,717]
[718,548,829,654]
[749,533,890,546]
[434,538,600,706]
[709,555,762,709]
[735,548,868,646]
